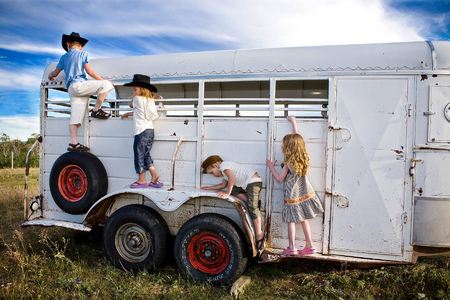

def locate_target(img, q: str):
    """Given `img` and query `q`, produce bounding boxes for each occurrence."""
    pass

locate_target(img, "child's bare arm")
[201,180,227,190]
[121,112,133,119]
[217,169,235,198]
[84,63,103,80]
[288,116,299,134]
[266,160,289,182]
[48,68,61,81]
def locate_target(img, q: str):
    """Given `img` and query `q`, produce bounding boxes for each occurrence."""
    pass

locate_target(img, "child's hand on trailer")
[266,159,276,168]
[217,191,230,199]
[287,115,296,123]
[121,112,133,119]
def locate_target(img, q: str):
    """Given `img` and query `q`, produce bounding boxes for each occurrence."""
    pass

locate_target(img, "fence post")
[11,151,14,169]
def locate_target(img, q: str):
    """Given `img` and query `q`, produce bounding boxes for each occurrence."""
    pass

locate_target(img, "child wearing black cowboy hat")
[121,74,163,188]
[48,32,114,152]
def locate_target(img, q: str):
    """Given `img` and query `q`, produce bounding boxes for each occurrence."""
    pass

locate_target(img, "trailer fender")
[82,188,258,256]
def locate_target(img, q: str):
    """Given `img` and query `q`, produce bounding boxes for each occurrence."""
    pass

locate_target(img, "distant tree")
[0,133,11,165]
[0,133,9,142]
[0,132,40,168]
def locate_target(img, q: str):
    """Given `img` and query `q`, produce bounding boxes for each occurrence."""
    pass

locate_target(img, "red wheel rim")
[58,165,87,202]
[187,231,230,275]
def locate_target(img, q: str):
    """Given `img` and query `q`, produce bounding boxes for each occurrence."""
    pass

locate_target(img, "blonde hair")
[282,133,309,176]
[68,41,83,49]
[135,87,157,99]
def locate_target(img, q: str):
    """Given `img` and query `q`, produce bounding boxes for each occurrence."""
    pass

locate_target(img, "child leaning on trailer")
[201,156,265,250]
[48,32,114,152]
[266,116,324,256]
[121,74,163,189]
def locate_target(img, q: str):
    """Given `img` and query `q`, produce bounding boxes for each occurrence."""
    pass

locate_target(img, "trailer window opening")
[276,80,328,98]
[46,89,71,118]
[275,80,328,118]
[45,88,118,118]
[43,79,328,119]
[205,81,270,98]
[115,82,199,117]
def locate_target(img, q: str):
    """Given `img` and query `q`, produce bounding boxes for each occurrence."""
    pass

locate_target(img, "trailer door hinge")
[407,104,413,117]
[402,212,408,224]
[423,111,435,116]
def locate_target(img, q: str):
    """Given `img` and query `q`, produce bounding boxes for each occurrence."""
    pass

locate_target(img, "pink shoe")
[282,248,298,256]
[299,247,316,256]
[130,181,148,189]
[148,181,164,188]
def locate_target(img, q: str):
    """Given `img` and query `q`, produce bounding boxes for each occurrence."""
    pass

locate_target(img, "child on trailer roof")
[201,156,265,251]
[266,116,324,256]
[121,74,163,189]
[48,32,114,152]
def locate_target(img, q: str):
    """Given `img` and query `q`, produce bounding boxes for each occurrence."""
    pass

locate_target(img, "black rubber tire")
[103,205,170,272]
[49,152,108,214]
[174,214,248,285]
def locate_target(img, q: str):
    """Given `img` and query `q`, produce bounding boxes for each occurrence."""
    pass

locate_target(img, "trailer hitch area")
[24,136,43,220]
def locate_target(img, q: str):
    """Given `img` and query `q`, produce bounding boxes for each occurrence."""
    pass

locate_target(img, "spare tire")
[50,152,108,214]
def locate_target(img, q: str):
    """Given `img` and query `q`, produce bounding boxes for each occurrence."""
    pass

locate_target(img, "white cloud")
[0,67,43,90]
[0,1,431,140]
[0,42,63,56]
[0,116,39,141]
[1,0,425,54]
[67,0,424,48]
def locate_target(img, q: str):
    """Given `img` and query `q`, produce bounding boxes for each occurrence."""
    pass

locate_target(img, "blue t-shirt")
[56,49,89,88]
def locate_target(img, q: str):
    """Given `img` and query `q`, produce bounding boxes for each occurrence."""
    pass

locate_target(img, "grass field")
[0,168,449,299]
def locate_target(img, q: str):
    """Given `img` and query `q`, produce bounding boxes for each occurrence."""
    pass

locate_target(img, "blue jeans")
[133,129,155,174]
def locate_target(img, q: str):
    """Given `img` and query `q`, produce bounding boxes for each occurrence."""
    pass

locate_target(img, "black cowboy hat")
[124,74,158,93]
[61,32,89,51]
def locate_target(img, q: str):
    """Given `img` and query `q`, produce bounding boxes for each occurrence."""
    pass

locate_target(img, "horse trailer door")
[329,77,411,261]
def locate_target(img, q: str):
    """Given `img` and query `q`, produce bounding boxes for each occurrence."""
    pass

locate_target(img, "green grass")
[0,168,449,299]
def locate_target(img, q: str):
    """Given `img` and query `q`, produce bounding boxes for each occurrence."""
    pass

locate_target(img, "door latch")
[409,158,423,176]
[329,125,352,150]
[330,192,350,208]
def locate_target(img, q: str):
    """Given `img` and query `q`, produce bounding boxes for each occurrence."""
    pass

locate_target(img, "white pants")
[68,80,114,125]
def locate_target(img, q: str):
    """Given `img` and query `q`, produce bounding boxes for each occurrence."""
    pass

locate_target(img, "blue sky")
[0,0,449,140]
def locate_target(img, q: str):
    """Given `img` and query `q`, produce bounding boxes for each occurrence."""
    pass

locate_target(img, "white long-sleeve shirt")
[132,96,159,135]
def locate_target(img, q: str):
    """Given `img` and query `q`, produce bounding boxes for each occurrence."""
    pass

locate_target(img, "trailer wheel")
[49,152,108,214]
[103,205,170,272]
[174,214,248,285]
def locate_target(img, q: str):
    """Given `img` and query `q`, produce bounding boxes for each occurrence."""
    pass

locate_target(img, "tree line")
[0,133,40,168]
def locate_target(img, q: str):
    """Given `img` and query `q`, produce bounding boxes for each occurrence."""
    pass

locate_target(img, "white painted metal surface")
[24,42,450,265]
[413,197,450,247]
[41,41,450,87]
[329,77,412,261]
[428,86,450,142]
[412,74,450,249]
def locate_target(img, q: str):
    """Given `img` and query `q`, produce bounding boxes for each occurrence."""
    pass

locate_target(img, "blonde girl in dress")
[266,116,324,256]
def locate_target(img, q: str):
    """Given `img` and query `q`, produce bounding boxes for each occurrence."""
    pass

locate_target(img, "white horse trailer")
[23,41,450,284]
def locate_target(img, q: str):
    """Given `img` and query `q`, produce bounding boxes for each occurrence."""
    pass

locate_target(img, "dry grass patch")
[0,168,449,299]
